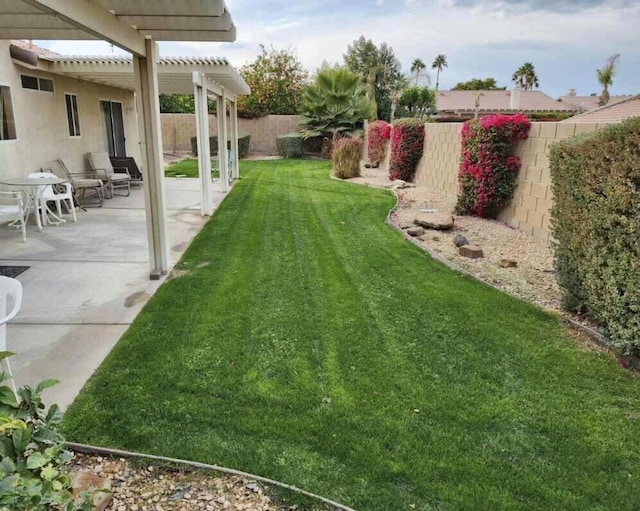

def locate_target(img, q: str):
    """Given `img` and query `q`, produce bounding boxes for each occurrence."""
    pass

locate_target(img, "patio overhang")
[0,0,242,278]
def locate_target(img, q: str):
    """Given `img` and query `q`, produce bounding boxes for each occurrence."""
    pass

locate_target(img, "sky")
[40,0,640,98]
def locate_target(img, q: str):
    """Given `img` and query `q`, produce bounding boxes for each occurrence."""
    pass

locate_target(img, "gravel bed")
[350,165,561,311]
[72,453,331,511]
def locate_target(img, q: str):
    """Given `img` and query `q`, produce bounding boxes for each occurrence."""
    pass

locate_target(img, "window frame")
[64,93,81,138]
[0,83,18,143]
[20,74,55,93]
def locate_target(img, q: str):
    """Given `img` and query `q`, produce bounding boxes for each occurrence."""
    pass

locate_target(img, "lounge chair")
[48,159,104,207]
[87,152,131,198]
[109,156,143,188]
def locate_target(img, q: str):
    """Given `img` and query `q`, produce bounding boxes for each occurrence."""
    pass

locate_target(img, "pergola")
[0,0,248,278]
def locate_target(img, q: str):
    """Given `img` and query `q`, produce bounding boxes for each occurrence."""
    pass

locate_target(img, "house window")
[0,86,17,141]
[21,74,54,93]
[65,94,80,137]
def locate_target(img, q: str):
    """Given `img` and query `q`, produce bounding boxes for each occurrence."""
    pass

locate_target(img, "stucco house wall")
[0,41,139,180]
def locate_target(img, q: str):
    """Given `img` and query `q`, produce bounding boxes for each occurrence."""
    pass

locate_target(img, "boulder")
[453,234,469,247]
[72,470,112,511]
[406,226,425,237]
[500,258,518,268]
[414,213,454,231]
[459,245,483,259]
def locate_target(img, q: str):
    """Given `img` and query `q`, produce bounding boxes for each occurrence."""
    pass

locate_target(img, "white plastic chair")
[0,276,23,394]
[28,171,77,223]
[0,190,26,242]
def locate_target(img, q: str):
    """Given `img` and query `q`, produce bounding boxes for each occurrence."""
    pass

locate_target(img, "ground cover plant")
[549,117,640,354]
[63,160,640,510]
[456,114,531,218]
[164,159,220,179]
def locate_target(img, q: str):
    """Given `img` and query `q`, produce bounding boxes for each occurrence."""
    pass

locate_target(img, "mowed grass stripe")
[64,159,640,510]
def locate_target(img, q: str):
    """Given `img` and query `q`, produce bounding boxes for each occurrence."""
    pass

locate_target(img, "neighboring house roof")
[435,90,577,113]
[9,41,250,96]
[10,39,59,59]
[559,94,632,112]
[563,94,640,123]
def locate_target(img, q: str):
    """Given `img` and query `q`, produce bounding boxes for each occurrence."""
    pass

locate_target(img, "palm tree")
[410,58,426,85]
[432,54,447,91]
[511,62,539,91]
[596,53,620,106]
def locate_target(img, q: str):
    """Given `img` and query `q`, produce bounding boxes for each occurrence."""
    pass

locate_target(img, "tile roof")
[10,39,59,58]
[563,94,640,123]
[559,94,632,112]
[435,90,576,113]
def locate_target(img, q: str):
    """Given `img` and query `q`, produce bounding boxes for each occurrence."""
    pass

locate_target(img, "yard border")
[68,442,356,511]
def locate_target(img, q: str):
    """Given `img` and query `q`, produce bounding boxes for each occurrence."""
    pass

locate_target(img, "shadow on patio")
[0,177,226,408]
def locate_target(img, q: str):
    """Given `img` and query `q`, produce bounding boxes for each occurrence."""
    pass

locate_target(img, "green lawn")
[165,158,219,178]
[64,160,640,510]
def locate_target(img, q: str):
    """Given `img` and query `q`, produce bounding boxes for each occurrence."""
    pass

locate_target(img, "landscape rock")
[453,234,469,247]
[414,213,454,231]
[71,470,112,511]
[406,226,425,237]
[459,245,484,259]
[500,258,518,268]
[398,220,414,229]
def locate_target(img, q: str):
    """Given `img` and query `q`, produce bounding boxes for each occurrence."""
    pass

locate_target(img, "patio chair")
[109,156,143,188]
[87,151,131,198]
[48,159,105,207]
[0,275,23,394]
[27,171,76,222]
[0,190,26,242]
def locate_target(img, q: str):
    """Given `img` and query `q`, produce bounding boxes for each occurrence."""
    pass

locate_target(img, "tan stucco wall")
[161,113,302,155]
[409,121,610,241]
[0,41,139,180]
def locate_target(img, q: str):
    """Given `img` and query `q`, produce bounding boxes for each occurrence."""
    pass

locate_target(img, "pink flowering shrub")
[388,118,425,181]
[455,114,531,218]
[367,120,391,165]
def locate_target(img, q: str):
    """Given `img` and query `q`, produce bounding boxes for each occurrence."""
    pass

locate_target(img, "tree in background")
[343,36,404,121]
[511,62,539,91]
[396,86,435,118]
[596,53,620,106]
[300,67,373,147]
[238,45,308,118]
[452,78,505,90]
[432,54,448,91]
[410,58,426,85]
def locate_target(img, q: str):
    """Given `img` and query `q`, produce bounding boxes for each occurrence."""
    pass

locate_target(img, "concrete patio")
[0,177,227,408]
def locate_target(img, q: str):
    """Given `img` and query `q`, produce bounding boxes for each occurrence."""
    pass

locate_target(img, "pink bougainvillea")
[367,120,391,165]
[456,114,531,218]
[388,119,425,182]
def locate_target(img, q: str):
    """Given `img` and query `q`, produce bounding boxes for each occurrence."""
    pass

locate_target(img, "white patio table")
[0,177,68,230]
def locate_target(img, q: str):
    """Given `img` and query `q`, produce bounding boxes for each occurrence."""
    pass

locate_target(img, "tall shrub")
[549,117,640,354]
[388,118,425,181]
[367,120,391,165]
[456,114,531,218]
[332,137,363,179]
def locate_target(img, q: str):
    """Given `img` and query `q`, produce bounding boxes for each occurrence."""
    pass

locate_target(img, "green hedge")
[549,117,640,354]
[276,133,304,158]
[191,134,251,158]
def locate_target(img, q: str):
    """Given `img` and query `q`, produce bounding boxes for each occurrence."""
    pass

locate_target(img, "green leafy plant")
[549,117,640,354]
[332,137,363,179]
[0,353,92,510]
[396,86,435,119]
[300,67,373,149]
[388,118,425,181]
[276,133,304,158]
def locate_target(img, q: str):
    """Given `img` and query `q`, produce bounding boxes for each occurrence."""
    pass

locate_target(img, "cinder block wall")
[408,121,608,241]
[161,114,302,155]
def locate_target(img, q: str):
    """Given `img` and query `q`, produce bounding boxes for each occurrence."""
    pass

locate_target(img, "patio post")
[193,72,213,216]
[133,38,170,278]
[229,100,240,179]
[217,90,229,192]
